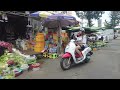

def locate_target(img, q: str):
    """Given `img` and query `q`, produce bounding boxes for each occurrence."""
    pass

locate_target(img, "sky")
[69,11,111,27]
[93,11,111,27]
[101,11,110,22]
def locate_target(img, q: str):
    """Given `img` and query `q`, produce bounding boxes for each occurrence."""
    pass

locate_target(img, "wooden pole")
[58,21,62,55]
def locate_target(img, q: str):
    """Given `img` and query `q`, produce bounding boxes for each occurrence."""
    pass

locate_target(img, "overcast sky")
[101,11,110,21]
[67,11,111,27]
[92,11,111,27]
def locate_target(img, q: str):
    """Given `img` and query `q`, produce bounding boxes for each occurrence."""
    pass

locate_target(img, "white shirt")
[76,35,87,46]
[76,36,82,41]
[81,35,87,46]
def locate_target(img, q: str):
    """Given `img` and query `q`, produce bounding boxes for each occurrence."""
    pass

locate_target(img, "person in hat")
[76,28,87,50]
[74,28,86,57]
[75,28,93,57]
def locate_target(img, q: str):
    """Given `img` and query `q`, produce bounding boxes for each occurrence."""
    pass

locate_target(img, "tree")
[76,11,85,19]
[105,11,120,29]
[104,20,112,29]
[76,11,104,27]
[75,11,85,27]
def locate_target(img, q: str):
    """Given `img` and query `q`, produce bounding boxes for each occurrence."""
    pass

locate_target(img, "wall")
[104,29,114,40]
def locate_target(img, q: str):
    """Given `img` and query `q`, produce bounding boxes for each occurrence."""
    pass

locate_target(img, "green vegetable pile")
[0,52,26,65]
[95,41,107,47]
[88,41,107,50]
[26,59,36,64]
[0,50,37,79]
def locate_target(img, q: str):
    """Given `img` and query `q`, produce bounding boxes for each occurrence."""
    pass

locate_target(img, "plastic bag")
[20,64,29,71]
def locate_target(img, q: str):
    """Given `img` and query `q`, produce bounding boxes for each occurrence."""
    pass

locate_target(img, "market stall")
[0,14,28,44]
[43,14,79,54]
[83,27,108,51]
[14,11,53,56]
[0,12,54,79]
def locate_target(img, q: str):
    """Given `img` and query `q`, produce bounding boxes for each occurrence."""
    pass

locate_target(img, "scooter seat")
[75,53,80,58]
[75,52,83,58]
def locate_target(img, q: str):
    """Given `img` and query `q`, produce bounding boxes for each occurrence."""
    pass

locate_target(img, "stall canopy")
[84,27,102,30]
[115,26,120,28]
[83,27,100,34]
[42,14,79,28]
[66,26,80,32]
[114,26,120,30]
[30,11,53,20]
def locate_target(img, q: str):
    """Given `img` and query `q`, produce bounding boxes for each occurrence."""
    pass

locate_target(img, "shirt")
[81,35,87,46]
[76,35,87,46]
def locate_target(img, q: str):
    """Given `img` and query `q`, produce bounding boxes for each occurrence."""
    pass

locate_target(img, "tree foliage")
[76,11,104,27]
[104,11,120,29]
[75,11,85,19]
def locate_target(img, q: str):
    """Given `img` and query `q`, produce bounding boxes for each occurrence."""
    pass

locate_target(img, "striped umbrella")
[30,11,52,18]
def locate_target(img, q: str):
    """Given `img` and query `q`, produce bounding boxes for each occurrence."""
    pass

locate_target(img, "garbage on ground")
[31,63,41,71]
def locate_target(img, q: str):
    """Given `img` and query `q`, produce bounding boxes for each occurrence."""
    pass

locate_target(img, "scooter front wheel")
[60,58,72,70]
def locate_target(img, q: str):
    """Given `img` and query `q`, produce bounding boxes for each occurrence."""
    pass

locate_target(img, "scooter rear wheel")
[60,58,72,70]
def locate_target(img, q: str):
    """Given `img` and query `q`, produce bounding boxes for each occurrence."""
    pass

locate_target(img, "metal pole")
[58,21,62,54]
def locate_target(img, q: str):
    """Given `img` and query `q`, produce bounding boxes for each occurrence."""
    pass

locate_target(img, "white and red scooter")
[60,39,92,70]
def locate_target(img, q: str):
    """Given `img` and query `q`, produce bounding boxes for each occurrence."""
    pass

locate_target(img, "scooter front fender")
[62,53,72,58]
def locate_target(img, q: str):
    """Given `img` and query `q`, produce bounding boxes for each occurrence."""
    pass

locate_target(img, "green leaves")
[0,52,26,65]
[105,11,120,29]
